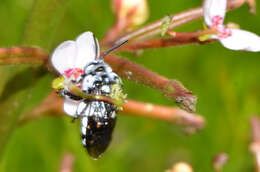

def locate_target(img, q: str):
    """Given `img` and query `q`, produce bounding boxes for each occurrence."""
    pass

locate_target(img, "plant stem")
[116,30,215,52]
[122,99,204,130]
[0,47,196,112]
[250,116,260,172]
[105,54,197,112]
[113,0,251,45]
[19,92,204,132]
[59,153,75,172]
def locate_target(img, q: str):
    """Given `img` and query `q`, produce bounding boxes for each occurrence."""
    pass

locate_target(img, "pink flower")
[203,0,260,51]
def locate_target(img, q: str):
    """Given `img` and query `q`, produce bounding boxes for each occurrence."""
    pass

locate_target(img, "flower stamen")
[211,15,232,39]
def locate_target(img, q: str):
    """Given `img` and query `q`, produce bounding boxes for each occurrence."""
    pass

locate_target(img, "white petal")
[75,31,100,69]
[220,29,260,52]
[63,99,80,117]
[51,41,77,74]
[203,0,227,26]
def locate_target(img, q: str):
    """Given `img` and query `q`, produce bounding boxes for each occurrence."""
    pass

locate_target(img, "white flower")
[51,31,100,117]
[51,31,99,76]
[203,0,260,52]
[112,0,149,26]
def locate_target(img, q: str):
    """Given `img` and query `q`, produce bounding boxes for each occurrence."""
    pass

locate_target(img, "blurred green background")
[0,0,260,171]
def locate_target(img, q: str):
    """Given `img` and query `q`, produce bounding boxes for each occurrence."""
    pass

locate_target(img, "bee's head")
[84,60,112,76]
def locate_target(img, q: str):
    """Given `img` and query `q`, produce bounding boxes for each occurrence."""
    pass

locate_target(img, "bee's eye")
[96,67,104,72]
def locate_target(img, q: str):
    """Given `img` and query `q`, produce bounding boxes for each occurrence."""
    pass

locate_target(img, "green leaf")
[0,0,70,161]
[22,0,71,50]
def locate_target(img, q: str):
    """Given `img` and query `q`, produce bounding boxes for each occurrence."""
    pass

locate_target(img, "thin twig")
[250,116,260,172]
[122,99,204,130]
[105,54,197,112]
[0,47,196,112]
[19,92,204,131]
[0,56,47,65]
[59,153,75,172]
[0,47,47,58]
[101,18,129,46]
[0,47,48,65]
[116,31,215,52]
[19,92,63,124]
[212,153,229,172]
[115,7,202,44]
[114,0,252,44]
[251,116,260,142]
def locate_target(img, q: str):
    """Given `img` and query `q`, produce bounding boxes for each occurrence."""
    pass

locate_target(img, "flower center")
[211,16,224,26]
[63,68,84,87]
[211,15,232,39]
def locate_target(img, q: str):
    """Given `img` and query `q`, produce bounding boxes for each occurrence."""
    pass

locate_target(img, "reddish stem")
[250,116,260,172]
[0,47,48,58]
[59,153,75,172]
[0,47,196,112]
[116,30,215,51]
[122,99,204,130]
[105,54,196,112]
[0,47,48,65]
[19,92,204,131]
[114,0,252,44]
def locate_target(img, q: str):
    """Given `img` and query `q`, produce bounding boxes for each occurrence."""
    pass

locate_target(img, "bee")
[51,32,127,159]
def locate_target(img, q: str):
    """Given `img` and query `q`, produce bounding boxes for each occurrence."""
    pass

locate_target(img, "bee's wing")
[81,101,117,159]
[51,31,100,74]
[63,99,81,117]
[51,40,77,74]
[74,31,100,69]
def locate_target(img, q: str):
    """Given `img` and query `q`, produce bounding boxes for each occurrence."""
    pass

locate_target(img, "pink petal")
[219,29,260,52]
[203,0,227,26]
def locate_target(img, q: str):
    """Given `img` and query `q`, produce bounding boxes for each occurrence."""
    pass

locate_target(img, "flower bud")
[212,153,228,171]
[172,162,193,172]
[166,162,193,172]
[112,0,149,26]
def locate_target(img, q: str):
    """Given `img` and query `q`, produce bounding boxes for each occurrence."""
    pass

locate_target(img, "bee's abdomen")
[80,101,117,159]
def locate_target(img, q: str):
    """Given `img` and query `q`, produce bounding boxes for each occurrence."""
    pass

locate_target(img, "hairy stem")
[114,0,251,44]
[19,92,204,132]
[59,153,75,172]
[116,31,215,52]
[250,116,260,172]
[122,100,204,130]
[105,54,196,112]
[0,47,196,112]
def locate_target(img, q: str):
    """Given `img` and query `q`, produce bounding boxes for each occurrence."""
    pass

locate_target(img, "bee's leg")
[58,89,83,101]
[74,101,88,119]
[71,117,77,123]
[69,102,83,123]
[71,102,87,123]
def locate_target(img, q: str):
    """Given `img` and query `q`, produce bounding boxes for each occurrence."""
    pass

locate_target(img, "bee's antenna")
[101,40,128,58]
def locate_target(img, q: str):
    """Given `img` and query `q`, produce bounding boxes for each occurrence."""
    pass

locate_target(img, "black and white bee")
[51,31,126,159]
